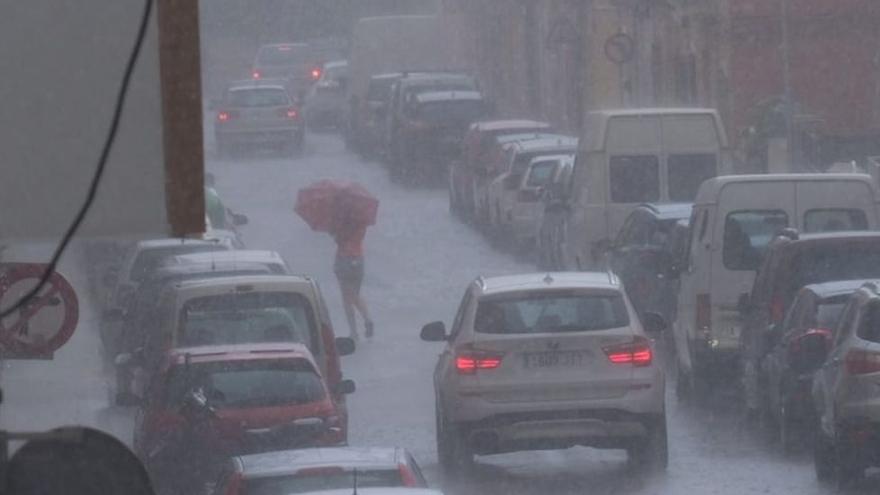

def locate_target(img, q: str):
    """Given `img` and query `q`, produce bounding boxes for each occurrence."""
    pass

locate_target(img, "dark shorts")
[334,256,364,291]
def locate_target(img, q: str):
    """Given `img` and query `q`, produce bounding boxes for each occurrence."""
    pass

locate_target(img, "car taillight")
[322,324,343,386]
[770,295,785,324]
[603,336,653,367]
[696,293,711,331]
[252,70,261,79]
[455,349,503,374]
[517,189,541,202]
[279,107,298,119]
[217,111,230,122]
[223,472,244,495]
[398,464,419,487]
[310,67,322,80]
[845,348,880,375]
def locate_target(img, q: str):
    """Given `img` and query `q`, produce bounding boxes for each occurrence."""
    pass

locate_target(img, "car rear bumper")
[460,409,663,455]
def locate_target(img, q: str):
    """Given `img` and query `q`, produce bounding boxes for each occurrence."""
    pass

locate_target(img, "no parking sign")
[0,263,79,359]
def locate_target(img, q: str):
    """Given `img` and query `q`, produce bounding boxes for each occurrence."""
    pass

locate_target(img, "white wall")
[0,0,169,240]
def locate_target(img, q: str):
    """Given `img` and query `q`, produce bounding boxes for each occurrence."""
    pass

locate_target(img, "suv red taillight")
[252,70,261,79]
[603,336,653,367]
[310,67,322,80]
[278,107,299,119]
[845,348,880,375]
[217,110,238,122]
[696,293,711,331]
[455,350,503,374]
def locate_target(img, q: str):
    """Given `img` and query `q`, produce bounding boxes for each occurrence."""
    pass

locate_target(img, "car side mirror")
[641,312,667,334]
[231,213,249,226]
[334,379,356,395]
[335,337,356,357]
[103,308,124,321]
[420,321,447,342]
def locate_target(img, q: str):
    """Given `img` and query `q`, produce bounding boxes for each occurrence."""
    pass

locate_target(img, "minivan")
[672,173,880,396]
[561,108,731,270]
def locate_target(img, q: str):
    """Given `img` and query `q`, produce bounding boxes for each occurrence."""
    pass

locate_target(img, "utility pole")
[781,0,795,171]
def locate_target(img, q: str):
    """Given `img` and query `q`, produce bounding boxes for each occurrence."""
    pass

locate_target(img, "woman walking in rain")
[333,211,374,340]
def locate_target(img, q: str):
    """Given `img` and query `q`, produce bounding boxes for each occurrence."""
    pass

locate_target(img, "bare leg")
[351,294,372,324]
[339,283,358,338]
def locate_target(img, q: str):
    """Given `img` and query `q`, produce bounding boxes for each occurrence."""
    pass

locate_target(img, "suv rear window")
[227,88,290,107]
[722,210,788,270]
[180,292,316,350]
[164,359,324,409]
[474,291,629,334]
[609,155,660,203]
[804,208,868,233]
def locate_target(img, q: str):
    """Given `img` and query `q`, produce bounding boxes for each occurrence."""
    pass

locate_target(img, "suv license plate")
[523,351,588,369]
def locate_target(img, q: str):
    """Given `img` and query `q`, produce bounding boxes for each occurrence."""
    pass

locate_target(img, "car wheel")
[779,398,795,454]
[436,406,454,468]
[628,415,668,470]
[814,430,835,482]
[833,438,863,489]
[436,404,472,473]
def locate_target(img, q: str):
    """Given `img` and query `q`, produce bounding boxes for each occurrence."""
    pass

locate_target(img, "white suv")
[421,272,668,471]
[812,281,880,486]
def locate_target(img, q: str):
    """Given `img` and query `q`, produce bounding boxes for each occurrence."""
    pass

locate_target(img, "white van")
[561,108,731,269]
[672,173,880,392]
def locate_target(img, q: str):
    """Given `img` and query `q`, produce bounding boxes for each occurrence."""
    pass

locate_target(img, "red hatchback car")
[133,343,354,463]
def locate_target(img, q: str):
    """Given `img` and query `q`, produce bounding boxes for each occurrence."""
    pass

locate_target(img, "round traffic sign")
[604,33,635,64]
[0,263,79,358]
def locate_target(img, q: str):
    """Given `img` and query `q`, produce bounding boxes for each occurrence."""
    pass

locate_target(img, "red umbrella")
[295,179,379,234]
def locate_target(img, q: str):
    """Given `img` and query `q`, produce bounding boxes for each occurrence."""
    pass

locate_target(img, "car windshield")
[245,469,402,495]
[227,88,289,107]
[256,46,308,67]
[163,359,325,408]
[180,292,316,350]
[474,292,630,334]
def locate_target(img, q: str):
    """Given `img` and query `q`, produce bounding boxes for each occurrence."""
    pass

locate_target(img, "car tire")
[814,430,835,482]
[628,415,669,470]
[833,438,863,489]
[436,407,473,473]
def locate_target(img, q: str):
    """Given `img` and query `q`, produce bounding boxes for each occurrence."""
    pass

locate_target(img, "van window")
[668,153,717,201]
[804,209,868,233]
[609,155,660,202]
[722,210,788,270]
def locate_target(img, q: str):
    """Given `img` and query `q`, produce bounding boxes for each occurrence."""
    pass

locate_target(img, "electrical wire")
[0,0,154,318]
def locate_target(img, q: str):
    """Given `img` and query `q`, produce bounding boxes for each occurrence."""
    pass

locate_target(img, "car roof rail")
[475,275,486,289]
[606,268,618,285]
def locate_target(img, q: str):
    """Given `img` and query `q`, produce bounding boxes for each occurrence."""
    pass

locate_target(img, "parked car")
[485,138,578,240]
[813,281,880,486]
[305,60,349,130]
[449,120,553,221]
[673,173,880,398]
[133,343,354,474]
[536,159,576,270]
[609,203,692,325]
[123,275,356,433]
[110,261,277,402]
[213,80,305,156]
[170,250,291,274]
[741,231,880,414]
[421,272,668,471]
[385,72,480,163]
[101,239,230,354]
[506,153,575,247]
[561,108,731,271]
[214,447,428,495]
[761,280,868,452]
[347,72,404,155]
[389,90,491,181]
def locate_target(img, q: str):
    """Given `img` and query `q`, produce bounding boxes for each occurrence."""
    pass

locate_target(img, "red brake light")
[252,70,261,79]
[217,111,230,122]
[311,68,322,80]
[280,107,298,119]
[455,350,503,374]
[696,293,711,331]
[398,464,419,487]
[845,348,880,375]
[604,336,653,367]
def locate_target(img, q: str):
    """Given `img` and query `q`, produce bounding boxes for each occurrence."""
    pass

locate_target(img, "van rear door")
[795,179,879,232]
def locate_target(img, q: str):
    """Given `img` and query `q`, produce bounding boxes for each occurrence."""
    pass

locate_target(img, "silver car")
[213,81,305,155]
[813,281,880,486]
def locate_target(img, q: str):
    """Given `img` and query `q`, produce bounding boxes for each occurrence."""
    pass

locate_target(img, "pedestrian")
[333,207,374,340]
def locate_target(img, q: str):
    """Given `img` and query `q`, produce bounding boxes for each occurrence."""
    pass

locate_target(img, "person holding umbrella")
[296,180,378,340]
